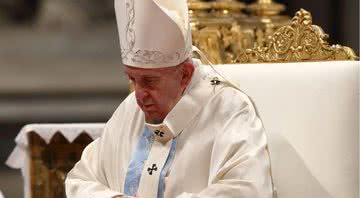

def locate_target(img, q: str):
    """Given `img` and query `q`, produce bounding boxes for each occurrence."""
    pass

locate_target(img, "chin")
[145,112,165,124]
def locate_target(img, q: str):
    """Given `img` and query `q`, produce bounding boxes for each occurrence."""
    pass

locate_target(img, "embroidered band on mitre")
[115,0,192,68]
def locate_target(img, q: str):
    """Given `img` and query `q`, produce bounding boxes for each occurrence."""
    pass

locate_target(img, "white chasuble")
[65,60,274,198]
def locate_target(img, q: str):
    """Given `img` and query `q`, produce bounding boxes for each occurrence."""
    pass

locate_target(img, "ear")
[180,61,195,87]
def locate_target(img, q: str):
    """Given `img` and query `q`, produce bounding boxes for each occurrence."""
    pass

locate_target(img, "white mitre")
[115,0,192,68]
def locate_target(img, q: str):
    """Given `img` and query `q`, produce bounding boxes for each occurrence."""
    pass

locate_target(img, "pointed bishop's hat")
[115,0,192,68]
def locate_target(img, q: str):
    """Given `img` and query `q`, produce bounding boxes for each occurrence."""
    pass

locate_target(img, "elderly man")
[65,0,274,198]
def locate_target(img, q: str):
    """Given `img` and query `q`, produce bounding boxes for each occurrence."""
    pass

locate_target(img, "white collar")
[145,59,214,138]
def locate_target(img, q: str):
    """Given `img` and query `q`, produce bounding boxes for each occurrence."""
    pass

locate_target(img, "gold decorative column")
[189,0,246,64]
[189,0,221,64]
[241,0,290,48]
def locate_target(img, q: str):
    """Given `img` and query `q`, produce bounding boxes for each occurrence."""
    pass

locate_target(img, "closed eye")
[143,77,160,83]
[128,77,135,82]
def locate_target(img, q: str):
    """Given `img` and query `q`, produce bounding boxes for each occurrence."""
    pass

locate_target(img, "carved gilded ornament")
[235,9,358,63]
[29,132,93,198]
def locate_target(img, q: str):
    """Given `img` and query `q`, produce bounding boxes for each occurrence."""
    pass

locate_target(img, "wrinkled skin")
[124,59,195,124]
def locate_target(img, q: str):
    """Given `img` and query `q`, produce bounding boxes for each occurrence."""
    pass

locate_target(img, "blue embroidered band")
[124,126,177,198]
[124,127,154,196]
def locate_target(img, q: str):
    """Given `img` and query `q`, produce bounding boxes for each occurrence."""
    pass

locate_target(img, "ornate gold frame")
[236,9,359,63]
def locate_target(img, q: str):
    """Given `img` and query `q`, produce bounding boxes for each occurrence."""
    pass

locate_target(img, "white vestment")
[65,60,274,198]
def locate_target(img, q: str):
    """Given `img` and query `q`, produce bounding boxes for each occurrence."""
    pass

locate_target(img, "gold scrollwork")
[238,9,358,63]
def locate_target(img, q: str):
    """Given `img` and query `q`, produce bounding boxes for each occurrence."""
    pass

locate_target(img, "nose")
[134,84,150,103]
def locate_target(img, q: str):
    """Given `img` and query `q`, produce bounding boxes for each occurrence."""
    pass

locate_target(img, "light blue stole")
[124,127,177,198]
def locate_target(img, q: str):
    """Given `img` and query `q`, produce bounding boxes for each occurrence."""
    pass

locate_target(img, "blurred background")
[0,0,358,197]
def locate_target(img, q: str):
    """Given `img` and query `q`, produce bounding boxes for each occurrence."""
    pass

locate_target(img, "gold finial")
[188,0,212,23]
[210,0,246,21]
[212,0,246,14]
[247,0,286,17]
[188,0,212,13]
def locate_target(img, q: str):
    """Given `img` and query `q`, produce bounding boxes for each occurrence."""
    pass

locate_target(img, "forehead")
[124,65,177,77]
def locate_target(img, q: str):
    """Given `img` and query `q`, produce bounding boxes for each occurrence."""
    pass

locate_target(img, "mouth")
[143,103,154,107]
[143,104,156,111]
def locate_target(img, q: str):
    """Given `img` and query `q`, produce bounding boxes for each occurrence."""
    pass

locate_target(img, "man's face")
[125,62,194,123]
